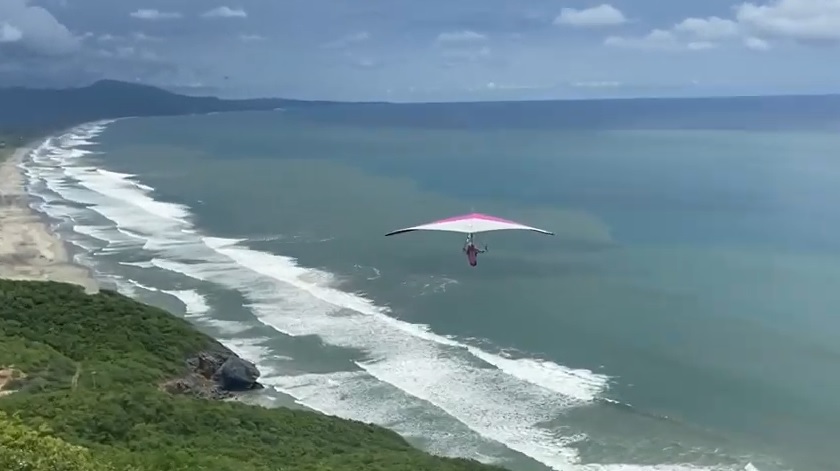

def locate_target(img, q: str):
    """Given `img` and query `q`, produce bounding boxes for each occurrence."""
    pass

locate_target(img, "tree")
[0,410,125,471]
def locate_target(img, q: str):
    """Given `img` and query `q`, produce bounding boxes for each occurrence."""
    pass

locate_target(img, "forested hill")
[0,279,506,471]
[0,79,338,134]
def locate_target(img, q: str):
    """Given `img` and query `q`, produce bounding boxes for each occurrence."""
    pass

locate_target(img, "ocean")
[20,102,840,471]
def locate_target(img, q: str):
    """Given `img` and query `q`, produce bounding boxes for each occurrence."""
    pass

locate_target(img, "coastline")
[0,134,269,401]
[0,126,311,413]
[0,142,99,294]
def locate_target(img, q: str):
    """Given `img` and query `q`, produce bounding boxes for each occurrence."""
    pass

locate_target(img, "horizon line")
[3,78,840,106]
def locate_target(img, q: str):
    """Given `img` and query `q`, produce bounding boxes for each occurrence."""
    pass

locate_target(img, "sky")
[1,0,840,101]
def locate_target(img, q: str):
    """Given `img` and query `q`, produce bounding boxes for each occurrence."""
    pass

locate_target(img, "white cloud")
[604,29,683,50]
[554,4,627,27]
[95,32,159,43]
[735,0,840,41]
[0,23,23,43]
[673,16,740,40]
[435,30,487,43]
[0,0,81,55]
[744,36,771,49]
[201,6,247,19]
[615,0,840,53]
[604,13,765,51]
[130,9,182,20]
[605,29,723,51]
[98,45,160,62]
[132,32,160,42]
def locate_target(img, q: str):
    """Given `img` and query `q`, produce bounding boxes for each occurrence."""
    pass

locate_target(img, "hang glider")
[384,212,554,236]
[385,212,553,267]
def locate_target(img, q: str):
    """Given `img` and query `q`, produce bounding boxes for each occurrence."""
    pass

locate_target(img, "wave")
[20,121,759,471]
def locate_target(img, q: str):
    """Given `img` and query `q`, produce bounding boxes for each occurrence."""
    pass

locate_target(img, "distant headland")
[3,78,840,137]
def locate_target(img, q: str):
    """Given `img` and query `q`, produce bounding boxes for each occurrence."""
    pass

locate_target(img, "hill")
[0,279,506,471]
[0,79,338,135]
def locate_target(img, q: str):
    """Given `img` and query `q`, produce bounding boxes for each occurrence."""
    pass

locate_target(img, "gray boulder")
[213,356,262,391]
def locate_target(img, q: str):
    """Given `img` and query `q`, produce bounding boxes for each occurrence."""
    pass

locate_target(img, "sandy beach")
[0,144,98,294]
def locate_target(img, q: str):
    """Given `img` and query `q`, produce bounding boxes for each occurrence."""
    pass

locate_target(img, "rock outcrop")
[162,345,263,400]
[213,356,261,391]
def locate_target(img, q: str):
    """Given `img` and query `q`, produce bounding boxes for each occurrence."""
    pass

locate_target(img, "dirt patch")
[0,367,25,396]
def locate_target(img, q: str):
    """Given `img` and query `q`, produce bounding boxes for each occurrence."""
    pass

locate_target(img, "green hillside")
[0,279,506,471]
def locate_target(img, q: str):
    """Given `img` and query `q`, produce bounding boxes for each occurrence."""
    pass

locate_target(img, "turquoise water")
[21,108,840,471]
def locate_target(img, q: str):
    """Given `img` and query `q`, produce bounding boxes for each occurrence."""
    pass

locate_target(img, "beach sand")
[0,144,98,294]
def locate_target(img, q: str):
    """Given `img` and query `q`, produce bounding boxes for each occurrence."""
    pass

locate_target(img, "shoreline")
[0,128,310,413]
[0,142,99,294]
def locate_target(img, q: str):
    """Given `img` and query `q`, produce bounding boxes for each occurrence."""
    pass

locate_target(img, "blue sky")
[1,0,839,101]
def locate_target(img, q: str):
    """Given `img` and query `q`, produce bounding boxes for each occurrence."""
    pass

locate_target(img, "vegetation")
[0,410,128,471]
[0,280,506,471]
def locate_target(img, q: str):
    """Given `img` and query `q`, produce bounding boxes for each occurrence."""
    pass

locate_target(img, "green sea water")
[26,110,840,471]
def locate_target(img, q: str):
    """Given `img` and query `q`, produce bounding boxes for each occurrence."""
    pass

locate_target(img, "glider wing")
[385,212,554,236]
